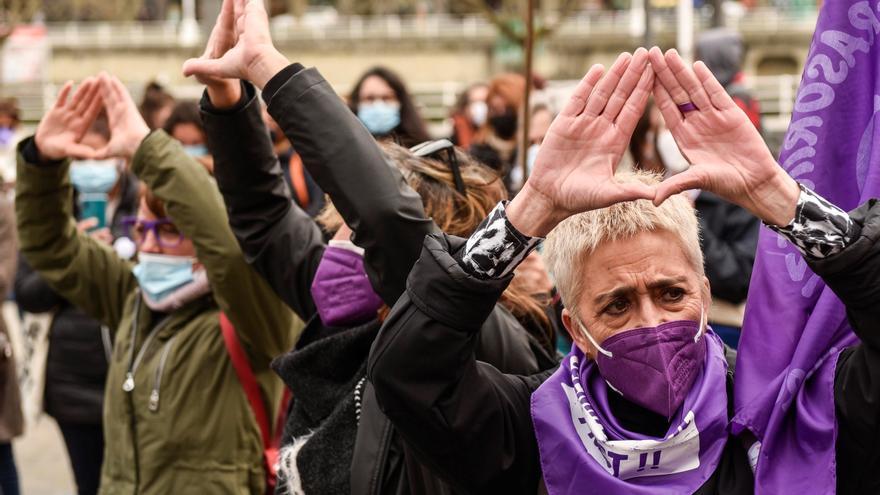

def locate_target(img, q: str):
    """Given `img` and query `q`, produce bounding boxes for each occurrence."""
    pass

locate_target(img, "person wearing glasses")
[181,1,557,493]
[15,74,298,494]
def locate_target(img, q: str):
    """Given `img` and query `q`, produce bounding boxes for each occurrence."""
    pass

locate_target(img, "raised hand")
[508,48,656,238]
[184,0,241,107]
[182,0,289,90]
[94,73,150,160]
[648,47,799,226]
[35,78,104,161]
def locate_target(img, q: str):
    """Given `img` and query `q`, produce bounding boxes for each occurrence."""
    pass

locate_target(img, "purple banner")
[733,1,880,494]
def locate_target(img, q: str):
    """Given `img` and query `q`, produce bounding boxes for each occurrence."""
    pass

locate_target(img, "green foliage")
[0,0,146,22]
[43,0,145,21]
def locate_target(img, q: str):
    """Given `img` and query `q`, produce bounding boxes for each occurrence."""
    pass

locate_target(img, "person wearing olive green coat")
[15,76,300,495]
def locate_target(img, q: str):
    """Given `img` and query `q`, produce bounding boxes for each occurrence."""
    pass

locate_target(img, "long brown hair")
[317,143,554,348]
[347,66,430,148]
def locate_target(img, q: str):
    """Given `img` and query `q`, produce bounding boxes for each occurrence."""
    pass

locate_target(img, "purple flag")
[733,1,880,494]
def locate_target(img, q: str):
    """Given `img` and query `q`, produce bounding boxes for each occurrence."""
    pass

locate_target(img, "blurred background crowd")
[0,0,821,493]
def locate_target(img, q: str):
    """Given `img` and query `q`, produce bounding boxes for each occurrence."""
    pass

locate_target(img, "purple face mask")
[577,312,707,420]
[310,245,384,327]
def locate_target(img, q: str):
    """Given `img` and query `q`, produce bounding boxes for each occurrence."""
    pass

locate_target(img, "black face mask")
[489,110,518,140]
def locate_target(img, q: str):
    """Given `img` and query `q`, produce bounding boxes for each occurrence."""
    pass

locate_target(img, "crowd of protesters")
[0,0,877,494]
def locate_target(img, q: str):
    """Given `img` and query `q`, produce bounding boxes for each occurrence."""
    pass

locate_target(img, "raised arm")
[368,233,547,493]
[203,81,326,320]
[183,0,433,306]
[96,73,298,364]
[15,79,136,330]
[180,2,324,319]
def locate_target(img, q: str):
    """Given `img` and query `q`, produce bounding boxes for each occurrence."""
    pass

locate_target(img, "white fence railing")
[43,7,818,49]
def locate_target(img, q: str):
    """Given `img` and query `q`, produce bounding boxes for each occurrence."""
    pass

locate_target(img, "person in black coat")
[184,3,556,493]
[14,259,108,495]
[366,48,880,494]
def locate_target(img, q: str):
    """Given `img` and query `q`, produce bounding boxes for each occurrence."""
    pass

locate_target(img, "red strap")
[288,153,311,209]
[220,313,291,492]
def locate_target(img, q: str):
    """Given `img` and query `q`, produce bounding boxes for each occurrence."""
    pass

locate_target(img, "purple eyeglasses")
[120,216,184,248]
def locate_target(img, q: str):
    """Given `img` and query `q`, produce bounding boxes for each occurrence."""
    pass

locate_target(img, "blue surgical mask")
[357,102,401,136]
[132,253,195,303]
[70,161,119,194]
[183,144,209,158]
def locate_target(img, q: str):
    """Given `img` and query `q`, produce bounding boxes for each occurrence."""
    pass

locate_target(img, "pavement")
[14,417,76,495]
[2,301,75,495]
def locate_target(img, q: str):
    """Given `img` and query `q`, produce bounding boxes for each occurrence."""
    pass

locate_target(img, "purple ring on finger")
[677,102,698,114]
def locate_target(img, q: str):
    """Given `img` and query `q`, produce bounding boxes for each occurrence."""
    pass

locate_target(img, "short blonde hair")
[543,171,703,316]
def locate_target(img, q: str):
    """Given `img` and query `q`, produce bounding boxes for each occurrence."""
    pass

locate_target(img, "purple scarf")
[732,2,880,493]
[532,331,729,494]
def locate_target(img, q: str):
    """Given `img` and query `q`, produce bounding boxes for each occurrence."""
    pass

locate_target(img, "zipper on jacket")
[148,334,178,412]
[123,291,173,494]
[123,295,170,393]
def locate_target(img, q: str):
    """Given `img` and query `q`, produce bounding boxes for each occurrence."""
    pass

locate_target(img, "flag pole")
[520,0,535,184]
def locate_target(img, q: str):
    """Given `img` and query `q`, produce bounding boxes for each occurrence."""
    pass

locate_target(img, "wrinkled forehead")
[578,230,700,301]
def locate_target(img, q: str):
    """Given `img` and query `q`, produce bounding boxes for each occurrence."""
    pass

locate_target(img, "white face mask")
[656,131,690,178]
[468,101,488,127]
[526,143,540,172]
[328,239,365,256]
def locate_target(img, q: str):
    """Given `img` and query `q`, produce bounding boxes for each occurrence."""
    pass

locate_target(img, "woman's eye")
[662,287,686,302]
[158,224,179,235]
[604,299,629,316]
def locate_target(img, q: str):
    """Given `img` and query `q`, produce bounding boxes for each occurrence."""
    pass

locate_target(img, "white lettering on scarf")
[562,357,703,480]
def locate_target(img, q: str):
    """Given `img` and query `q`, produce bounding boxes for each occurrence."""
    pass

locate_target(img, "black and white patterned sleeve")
[768,183,858,260]
[459,201,542,279]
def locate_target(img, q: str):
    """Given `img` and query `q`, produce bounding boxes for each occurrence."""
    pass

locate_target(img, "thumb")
[92,144,113,160]
[654,169,705,206]
[183,57,232,79]
[66,143,99,160]
[607,180,657,206]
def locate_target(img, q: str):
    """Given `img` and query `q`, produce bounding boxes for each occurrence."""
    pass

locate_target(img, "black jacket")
[204,68,554,495]
[696,191,760,305]
[14,258,109,425]
[368,201,880,494]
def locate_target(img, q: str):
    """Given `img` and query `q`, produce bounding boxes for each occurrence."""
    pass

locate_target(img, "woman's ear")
[563,308,596,360]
